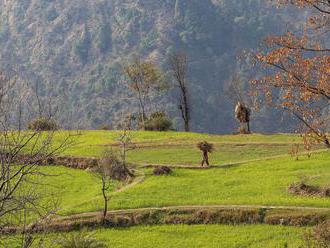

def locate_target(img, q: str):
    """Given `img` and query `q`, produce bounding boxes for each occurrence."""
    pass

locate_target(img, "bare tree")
[117,129,136,171]
[28,80,59,121]
[92,127,135,224]
[94,151,114,223]
[0,73,74,247]
[95,146,133,224]
[169,52,191,132]
[123,58,166,130]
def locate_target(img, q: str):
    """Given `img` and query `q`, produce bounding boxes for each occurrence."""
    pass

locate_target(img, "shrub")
[153,166,172,175]
[144,112,173,131]
[98,150,134,181]
[28,117,59,131]
[98,124,111,130]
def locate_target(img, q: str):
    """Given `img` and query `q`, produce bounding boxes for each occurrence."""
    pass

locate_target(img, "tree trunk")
[136,88,146,130]
[102,178,108,223]
[184,120,190,132]
[183,92,190,132]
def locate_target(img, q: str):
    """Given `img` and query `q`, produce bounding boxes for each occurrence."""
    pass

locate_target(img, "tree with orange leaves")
[252,0,330,147]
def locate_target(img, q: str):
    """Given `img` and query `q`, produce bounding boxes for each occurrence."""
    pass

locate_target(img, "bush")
[144,112,173,131]
[98,150,134,181]
[98,124,111,130]
[28,117,59,131]
[153,166,172,175]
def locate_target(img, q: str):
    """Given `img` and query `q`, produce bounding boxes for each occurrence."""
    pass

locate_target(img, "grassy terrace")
[80,225,308,248]
[33,150,329,216]
[3,131,330,247]
[54,131,319,166]
[2,225,307,248]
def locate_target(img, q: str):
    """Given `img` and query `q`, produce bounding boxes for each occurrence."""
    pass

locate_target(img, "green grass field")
[2,225,307,248]
[54,131,321,166]
[4,131,329,247]
[33,146,329,216]
[90,225,308,248]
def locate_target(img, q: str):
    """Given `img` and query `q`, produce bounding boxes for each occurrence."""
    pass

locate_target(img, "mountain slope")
[0,0,300,132]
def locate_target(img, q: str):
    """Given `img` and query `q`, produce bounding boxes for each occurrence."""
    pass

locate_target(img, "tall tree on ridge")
[169,52,191,132]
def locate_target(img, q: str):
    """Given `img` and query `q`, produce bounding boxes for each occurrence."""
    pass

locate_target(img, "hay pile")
[288,182,330,197]
[197,141,214,153]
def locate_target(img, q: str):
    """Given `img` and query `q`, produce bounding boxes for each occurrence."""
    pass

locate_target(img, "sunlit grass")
[2,225,307,248]
[33,152,330,216]
[49,131,318,166]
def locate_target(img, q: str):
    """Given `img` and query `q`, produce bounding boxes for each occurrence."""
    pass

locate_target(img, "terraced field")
[58,131,320,165]
[31,152,329,216]
[3,225,308,248]
[2,131,329,247]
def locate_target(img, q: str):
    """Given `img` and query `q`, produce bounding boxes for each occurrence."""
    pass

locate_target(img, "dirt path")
[57,204,330,221]
[140,149,328,169]
[97,141,306,149]
[115,169,146,193]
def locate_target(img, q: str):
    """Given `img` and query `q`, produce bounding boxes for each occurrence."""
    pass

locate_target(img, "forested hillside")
[0,0,302,132]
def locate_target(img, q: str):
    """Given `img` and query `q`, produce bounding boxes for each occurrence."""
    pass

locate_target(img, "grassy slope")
[5,131,328,247]
[60,131,302,147]
[73,152,330,214]
[1,225,307,248]
[36,151,329,215]
[94,225,307,248]
[56,131,315,166]
[125,144,293,165]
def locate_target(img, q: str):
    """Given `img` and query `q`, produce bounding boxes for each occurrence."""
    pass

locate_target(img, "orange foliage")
[251,0,330,147]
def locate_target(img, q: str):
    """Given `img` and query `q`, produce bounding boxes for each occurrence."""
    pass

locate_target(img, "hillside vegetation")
[0,0,301,132]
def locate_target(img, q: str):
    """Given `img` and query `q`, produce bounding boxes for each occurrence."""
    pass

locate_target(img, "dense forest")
[0,0,304,133]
